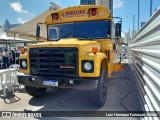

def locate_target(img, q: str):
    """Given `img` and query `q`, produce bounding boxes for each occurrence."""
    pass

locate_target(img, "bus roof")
[45,5,111,24]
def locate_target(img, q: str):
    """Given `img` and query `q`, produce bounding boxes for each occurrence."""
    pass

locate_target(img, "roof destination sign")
[62,9,86,18]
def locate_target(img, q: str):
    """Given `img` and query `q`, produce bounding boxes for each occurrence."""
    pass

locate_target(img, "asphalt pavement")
[0,64,141,120]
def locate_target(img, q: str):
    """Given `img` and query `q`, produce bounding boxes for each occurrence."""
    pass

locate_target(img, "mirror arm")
[37,22,44,25]
[112,17,122,23]
[36,22,45,41]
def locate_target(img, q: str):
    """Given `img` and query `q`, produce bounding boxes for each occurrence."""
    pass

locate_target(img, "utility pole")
[109,0,113,16]
[133,15,135,37]
[150,0,153,16]
[126,28,130,44]
[138,0,140,31]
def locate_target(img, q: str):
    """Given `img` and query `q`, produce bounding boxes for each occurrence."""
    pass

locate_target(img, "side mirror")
[115,23,121,39]
[113,43,116,51]
[36,25,40,40]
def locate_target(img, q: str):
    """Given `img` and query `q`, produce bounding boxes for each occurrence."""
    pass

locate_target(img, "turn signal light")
[20,47,27,54]
[92,47,98,54]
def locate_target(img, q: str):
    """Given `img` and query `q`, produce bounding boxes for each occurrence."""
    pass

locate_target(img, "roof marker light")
[90,9,97,16]
[52,13,59,20]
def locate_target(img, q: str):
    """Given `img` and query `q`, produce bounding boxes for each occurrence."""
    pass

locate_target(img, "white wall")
[96,0,113,15]
[96,0,109,9]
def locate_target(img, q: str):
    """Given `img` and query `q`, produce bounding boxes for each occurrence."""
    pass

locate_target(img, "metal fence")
[129,7,160,120]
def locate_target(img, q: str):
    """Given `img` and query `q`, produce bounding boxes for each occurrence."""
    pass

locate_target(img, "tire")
[94,68,108,107]
[25,86,47,97]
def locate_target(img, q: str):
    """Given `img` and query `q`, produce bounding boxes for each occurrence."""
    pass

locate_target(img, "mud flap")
[114,63,124,72]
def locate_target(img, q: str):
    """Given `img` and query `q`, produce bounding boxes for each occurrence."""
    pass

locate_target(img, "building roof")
[0,20,35,44]
[1,19,20,31]
[6,3,60,41]
[2,19,11,30]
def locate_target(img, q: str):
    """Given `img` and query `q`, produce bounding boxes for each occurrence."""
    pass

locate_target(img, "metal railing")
[129,7,160,120]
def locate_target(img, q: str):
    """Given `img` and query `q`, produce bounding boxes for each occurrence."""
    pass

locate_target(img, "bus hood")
[28,38,101,50]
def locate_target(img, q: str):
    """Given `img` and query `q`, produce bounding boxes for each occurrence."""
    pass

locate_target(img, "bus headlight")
[82,60,94,73]
[84,62,92,71]
[20,59,27,69]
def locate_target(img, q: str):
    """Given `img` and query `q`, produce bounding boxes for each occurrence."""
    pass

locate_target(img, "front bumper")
[18,73,98,90]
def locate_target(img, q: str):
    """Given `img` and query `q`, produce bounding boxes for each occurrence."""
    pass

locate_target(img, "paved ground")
[0,64,141,120]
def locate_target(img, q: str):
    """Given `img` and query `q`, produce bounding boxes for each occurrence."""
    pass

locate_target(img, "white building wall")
[80,0,113,15]
[96,0,109,9]
[96,0,113,15]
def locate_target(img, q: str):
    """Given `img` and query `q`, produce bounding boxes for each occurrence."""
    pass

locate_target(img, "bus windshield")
[48,20,111,40]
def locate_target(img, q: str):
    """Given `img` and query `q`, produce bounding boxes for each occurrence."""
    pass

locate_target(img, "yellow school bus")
[18,5,123,107]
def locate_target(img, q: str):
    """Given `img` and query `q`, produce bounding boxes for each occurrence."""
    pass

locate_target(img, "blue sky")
[0,0,160,33]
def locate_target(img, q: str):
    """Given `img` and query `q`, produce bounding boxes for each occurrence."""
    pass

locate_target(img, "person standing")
[12,47,20,64]
[15,48,20,64]
[0,51,2,69]
[12,48,16,64]
[2,49,9,69]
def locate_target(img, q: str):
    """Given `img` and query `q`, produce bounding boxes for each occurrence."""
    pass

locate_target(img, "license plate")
[43,80,58,86]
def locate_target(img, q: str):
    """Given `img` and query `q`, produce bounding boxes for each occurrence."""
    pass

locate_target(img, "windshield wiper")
[76,35,92,40]
[57,32,72,41]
